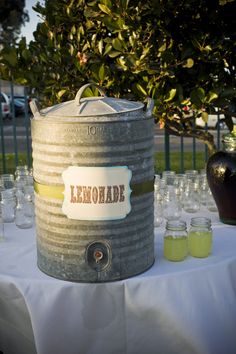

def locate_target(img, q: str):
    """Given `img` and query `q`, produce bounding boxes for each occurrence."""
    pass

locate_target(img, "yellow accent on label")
[34,179,154,200]
[34,182,64,200]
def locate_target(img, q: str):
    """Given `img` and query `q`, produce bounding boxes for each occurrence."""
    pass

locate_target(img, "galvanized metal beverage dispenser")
[31,83,155,282]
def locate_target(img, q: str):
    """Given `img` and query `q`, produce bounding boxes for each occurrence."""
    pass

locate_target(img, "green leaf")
[140,46,151,60]
[100,0,112,6]
[197,88,205,101]
[207,91,218,103]
[120,0,129,9]
[57,89,66,98]
[69,44,74,55]
[22,49,31,61]
[136,83,147,96]
[98,3,112,15]
[190,88,205,106]
[18,37,27,51]
[66,6,71,15]
[108,50,121,58]
[98,64,105,81]
[183,58,194,68]
[202,45,212,52]
[181,99,190,105]
[98,39,103,55]
[129,36,135,47]
[83,87,94,97]
[82,43,89,51]
[223,58,229,68]
[71,25,76,34]
[79,25,85,36]
[17,78,28,85]
[158,43,166,52]
[164,88,177,102]
[117,57,128,70]
[116,17,127,30]
[104,44,112,55]
[112,38,123,51]
[102,16,121,30]
[2,48,17,67]
[201,111,208,123]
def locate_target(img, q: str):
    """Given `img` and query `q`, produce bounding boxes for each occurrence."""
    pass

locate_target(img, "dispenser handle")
[75,83,106,106]
[145,97,154,118]
[30,99,41,118]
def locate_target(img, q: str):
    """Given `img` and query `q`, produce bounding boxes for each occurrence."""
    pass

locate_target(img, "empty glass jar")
[154,175,164,227]
[162,170,176,186]
[15,165,29,191]
[1,189,16,223]
[163,186,182,221]
[0,174,15,189]
[15,190,33,229]
[182,180,200,213]
[154,195,163,227]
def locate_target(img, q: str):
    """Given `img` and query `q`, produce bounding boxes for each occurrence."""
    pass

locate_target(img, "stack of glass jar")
[0,166,34,230]
[154,169,217,227]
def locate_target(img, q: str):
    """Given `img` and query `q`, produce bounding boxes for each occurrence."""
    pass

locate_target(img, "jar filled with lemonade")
[164,220,188,261]
[188,217,212,258]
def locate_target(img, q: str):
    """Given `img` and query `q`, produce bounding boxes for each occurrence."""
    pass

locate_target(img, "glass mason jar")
[1,189,16,223]
[15,165,29,178]
[0,174,15,189]
[163,186,182,221]
[163,220,188,261]
[23,185,35,217]
[15,190,33,229]
[15,165,29,191]
[188,217,212,258]
[182,180,200,213]
[173,174,187,200]
[154,176,164,227]
[154,194,163,227]
[162,170,176,186]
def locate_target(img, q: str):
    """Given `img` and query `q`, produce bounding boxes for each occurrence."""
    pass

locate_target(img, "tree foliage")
[0,0,29,44]
[1,0,236,153]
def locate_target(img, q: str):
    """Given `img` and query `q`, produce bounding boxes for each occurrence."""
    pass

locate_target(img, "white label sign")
[62,166,132,220]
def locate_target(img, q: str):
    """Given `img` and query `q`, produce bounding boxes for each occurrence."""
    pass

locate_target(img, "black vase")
[207,129,236,225]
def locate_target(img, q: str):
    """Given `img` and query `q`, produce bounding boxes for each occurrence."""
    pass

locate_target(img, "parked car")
[195,111,236,129]
[196,113,225,129]
[0,92,10,119]
[12,95,32,113]
[8,95,31,116]
[13,98,25,116]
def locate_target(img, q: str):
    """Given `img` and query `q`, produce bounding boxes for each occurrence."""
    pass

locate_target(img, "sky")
[20,0,43,43]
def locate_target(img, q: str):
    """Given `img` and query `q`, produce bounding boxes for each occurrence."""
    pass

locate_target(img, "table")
[1,210,236,354]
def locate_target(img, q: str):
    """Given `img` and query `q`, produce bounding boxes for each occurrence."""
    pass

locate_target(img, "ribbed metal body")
[32,110,155,282]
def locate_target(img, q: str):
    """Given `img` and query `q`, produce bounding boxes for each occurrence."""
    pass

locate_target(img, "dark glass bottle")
[207,127,236,225]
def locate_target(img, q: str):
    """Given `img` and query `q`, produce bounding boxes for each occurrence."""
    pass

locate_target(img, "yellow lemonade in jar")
[164,235,188,261]
[188,231,212,258]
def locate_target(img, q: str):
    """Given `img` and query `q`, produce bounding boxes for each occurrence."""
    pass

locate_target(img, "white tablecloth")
[0,210,236,354]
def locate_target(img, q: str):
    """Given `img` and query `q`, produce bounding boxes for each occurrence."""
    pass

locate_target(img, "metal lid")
[31,83,144,120]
